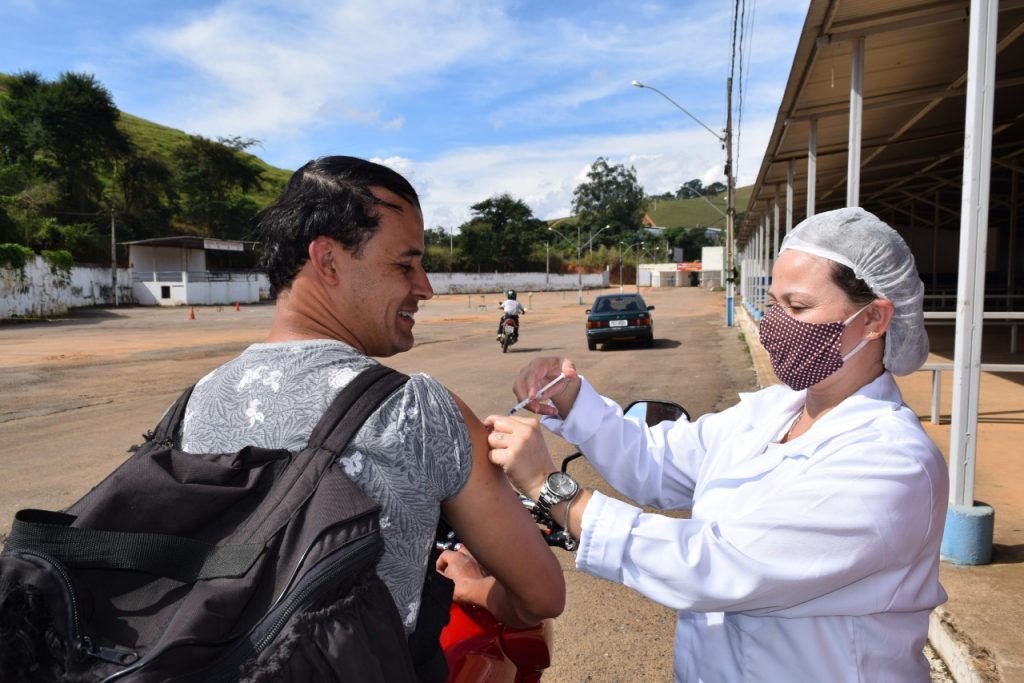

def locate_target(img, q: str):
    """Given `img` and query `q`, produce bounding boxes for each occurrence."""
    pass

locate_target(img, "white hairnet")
[779,207,928,375]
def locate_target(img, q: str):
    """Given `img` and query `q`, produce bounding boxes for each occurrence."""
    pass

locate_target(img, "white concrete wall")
[701,246,724,271]
[4,262,600,318]
[132,272,267,306]
[1,257,133,318]
[129,245,206,272]
[427,271,608,294]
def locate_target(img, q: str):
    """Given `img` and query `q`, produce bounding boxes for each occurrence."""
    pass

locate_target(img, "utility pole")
[545,241,550,288]
[110,209,119,307]
[725,76,735,327]
[576,222,583,305]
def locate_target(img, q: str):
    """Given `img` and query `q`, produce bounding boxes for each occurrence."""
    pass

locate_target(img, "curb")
[929,610,1001,682]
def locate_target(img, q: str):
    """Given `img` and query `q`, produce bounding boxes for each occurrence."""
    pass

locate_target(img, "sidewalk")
[736,306,1023,683]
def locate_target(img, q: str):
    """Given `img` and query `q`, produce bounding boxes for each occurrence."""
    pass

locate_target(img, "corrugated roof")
[740,0,1024,246]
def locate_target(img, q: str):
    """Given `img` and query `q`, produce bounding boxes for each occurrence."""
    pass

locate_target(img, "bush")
[0,243,35,272]
[42,249,73,274]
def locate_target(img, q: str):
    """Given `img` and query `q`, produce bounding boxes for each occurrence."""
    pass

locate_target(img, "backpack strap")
[307,363,409,460]
[4,509,263,582]
[149,385,195,444]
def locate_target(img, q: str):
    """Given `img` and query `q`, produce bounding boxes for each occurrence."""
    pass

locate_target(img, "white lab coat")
[542,372,948,682]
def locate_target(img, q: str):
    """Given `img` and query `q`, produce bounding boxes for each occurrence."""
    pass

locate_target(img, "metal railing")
[919,361,1024,424]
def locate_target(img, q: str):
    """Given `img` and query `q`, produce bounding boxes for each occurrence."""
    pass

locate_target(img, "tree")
[173,135,264,237]
[571,157,646,248]
[676,178,705,199]
[663,225,717,261]
[2,72,128,214]
[0,72,132,260]
[111,145,177,241]
[704,181,726,196]
[456,194,547,272]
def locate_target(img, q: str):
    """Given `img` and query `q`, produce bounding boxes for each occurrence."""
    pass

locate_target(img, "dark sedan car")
[585,293,654,350]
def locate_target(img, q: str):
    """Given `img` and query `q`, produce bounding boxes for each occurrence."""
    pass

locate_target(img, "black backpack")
[0,364,447,682]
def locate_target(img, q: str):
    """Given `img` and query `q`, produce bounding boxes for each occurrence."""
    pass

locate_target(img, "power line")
[735,0,758,186]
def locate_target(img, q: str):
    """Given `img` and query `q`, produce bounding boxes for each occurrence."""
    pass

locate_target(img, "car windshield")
[594,297,643,313]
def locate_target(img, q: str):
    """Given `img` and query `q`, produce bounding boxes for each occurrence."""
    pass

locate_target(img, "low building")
[125,236,268,306]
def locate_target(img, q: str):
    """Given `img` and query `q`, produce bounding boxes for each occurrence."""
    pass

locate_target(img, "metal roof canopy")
[741,0,1024,253]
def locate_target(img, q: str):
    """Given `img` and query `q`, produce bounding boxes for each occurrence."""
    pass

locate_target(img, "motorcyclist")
[497,290,526,342]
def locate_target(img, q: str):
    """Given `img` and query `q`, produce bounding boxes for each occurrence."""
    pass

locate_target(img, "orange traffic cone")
[188,306,196,320]
[234,302,241,312]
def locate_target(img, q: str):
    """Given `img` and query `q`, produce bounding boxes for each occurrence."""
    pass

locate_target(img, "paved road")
[0,286,756,681]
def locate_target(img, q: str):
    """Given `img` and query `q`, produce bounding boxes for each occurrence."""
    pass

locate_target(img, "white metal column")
[950,0,998,507]
[807,119,818,216]
[773,186,781,257]
[786,160,795,233]
[847,37,864,207]
[1010,170,1018,313]
[761,219,769,314]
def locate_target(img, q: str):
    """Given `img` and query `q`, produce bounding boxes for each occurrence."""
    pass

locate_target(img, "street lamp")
[549,225,584,305]
[618,241,644,293]
[545,240,550,288]
[589,224,611,255]
[632,79,736,327]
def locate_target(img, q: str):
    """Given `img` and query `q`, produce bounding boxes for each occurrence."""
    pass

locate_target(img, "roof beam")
[816,2,970,47]
[785,71,1024,123]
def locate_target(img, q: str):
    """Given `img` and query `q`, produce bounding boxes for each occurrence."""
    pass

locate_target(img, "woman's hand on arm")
[512,357,582,418]
[441,394,566,628]
[484,414,594,551]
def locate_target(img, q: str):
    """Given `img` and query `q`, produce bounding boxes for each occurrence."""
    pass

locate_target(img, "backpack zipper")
[15,550,140,666]
[254,531,378,653]
[207,531,381,681]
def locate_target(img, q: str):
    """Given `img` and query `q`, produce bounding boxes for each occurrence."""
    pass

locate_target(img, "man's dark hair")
[256,156,420,296]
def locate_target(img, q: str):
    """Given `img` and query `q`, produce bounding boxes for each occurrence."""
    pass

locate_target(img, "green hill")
[645,186,753,229]
[116,112,292,206]
[0,72,292,210]
[546,186,752,231]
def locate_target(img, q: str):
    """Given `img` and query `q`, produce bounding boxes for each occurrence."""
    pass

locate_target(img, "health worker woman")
[485,207,948,682]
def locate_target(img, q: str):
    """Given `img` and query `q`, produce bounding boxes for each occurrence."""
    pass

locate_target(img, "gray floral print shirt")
[177,339,472,633]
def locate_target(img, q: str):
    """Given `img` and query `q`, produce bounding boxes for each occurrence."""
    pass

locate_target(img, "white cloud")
[404,112,775,230]
[136,0,508,138]
[110,0,801,231]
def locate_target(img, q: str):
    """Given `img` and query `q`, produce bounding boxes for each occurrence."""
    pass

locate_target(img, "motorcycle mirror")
[624,400,689,427]
[560,401,690,474]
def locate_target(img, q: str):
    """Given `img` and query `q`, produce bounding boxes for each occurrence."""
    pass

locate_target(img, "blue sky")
[1,0,809,230]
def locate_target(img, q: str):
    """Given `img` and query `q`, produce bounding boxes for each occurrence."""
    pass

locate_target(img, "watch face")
[548,472,578,497]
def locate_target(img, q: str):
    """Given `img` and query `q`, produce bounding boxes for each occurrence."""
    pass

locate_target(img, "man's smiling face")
[330,188,433,357]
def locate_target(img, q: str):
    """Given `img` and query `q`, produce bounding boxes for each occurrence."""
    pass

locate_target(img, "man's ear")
[866,299,895,339]
[308,236,339,285]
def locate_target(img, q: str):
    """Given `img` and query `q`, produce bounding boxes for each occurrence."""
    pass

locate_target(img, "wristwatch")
[536,471,581,515]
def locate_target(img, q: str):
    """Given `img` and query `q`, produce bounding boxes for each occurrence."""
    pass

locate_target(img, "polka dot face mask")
[758,303,872,391]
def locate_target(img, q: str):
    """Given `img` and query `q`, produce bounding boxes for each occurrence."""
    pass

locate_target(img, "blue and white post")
[942,0,998,566]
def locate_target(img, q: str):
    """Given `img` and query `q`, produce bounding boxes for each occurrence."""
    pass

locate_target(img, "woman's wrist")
[552,375,583,419]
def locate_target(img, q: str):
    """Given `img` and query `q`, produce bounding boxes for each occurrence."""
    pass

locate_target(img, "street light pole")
[549,225,585,304]
[589,224,611,255]
[636,241,644,293]
[725,76,735,327]
[110,209,118,307]
[633,79,736,326]
[545,241,550,288]
[576,222,583,305]
[618,243,624,293]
